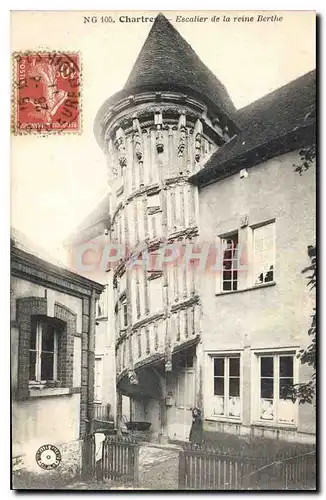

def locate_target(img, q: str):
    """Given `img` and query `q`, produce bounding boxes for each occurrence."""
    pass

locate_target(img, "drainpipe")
[87,288,96,434]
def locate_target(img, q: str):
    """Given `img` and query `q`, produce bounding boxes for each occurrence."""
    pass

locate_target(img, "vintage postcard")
[10,10,316,490]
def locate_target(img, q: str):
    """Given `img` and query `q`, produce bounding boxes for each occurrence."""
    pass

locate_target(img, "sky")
[10,10,316,264]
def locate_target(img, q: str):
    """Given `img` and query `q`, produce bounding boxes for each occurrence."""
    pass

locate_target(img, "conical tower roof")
[95,14,236,145]
[123,14,236,116]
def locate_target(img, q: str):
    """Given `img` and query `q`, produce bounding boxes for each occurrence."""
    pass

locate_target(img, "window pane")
[279,378,293,400]
[30,329,36,350]
[223,271,232,281]
[280,356,293,377]
[254,223,275,285]
[223,281,232,291]
[213,397,224,415]
[261,378,274,399]
[229,377,240,397]
[261,357,273,377]
[260,399,274,420]
[41,352,54,380]
[214,358,224,377]
[214,377,224,396]
[264,266,274,283]
[229,358,240,376]
[228,397,241,417]
[29,351,36,380]
[42,324,55,352]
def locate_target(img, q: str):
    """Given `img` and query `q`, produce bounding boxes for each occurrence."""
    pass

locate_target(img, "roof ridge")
[237,69,316,115]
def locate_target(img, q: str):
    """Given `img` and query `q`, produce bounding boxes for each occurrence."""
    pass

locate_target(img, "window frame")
[252,220,276,287]
[207,352,243,421]
[94,355,103,404]
[252,349,298,427]
[217,231,239,294]
[29,320,59,385]
[96,285,108,319]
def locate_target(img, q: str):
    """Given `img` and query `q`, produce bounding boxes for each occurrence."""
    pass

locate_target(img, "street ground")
[65,443,180,490]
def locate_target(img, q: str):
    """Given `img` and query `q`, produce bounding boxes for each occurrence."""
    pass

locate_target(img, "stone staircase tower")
[94,13,238,441]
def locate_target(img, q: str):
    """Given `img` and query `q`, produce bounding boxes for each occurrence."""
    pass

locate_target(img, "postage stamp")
[12,51,81,134]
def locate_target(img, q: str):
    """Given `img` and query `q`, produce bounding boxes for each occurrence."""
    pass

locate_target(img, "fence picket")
[178,442,315,491]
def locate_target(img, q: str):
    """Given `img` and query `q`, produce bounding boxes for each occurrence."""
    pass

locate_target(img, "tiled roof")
[11,227,104,291]
[190,69,316,186]
[123,13,236,118]
[95,13,237,141]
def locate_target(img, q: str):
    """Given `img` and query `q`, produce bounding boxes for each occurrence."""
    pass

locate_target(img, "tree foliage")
[291,146,316,405]
[291,245,316,405]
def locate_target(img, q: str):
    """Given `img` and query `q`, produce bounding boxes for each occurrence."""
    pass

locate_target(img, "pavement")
[64,442,180,490]
[139,443,180,471]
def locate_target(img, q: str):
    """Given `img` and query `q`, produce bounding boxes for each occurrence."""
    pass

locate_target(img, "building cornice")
[190,124,315,188]
[11,246,104,298]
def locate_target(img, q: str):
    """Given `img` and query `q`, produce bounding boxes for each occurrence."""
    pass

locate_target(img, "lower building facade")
[11,233,103,484]
[196,150,316,443]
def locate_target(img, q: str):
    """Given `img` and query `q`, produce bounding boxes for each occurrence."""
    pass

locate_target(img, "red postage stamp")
[12,51,81,134]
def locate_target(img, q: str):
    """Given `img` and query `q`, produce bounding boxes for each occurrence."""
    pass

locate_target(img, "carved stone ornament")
[177,112,187,158]
[165,360,172,372]
[154,110,164,153]
[133,117,143,162]
[156,125,164,153]
[115,128,127,168]
[195,133,202,162]
[128,369,139,385]
[178,127,186,158]
[194,118,203,163]
[240,214,249,228]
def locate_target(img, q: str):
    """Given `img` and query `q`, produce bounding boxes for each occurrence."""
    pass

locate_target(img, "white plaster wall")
[12,394,80,468]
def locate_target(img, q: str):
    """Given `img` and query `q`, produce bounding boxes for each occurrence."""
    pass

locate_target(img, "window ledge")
[252,421,297,431]
[205,416,242,424]
[215,281,276,297]
[29,387,70,398]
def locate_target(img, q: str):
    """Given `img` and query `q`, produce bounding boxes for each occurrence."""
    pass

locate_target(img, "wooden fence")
[179,442,316,490]
[82,434,139,486]
[82,433,96,479]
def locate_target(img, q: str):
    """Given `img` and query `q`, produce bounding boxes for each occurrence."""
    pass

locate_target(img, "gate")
[82,434,140,487]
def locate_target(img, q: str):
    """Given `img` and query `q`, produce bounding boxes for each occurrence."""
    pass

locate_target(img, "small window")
[94,357,103,403]
[253,222,275,285]
[29,320,60,384]
[120,301,128,329]
[258,353,295,424]
[178,348,195,368]
[96,287,107,318]
[221,233,238,292]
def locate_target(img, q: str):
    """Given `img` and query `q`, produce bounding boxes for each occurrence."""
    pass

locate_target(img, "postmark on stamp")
[12,51,81,135]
